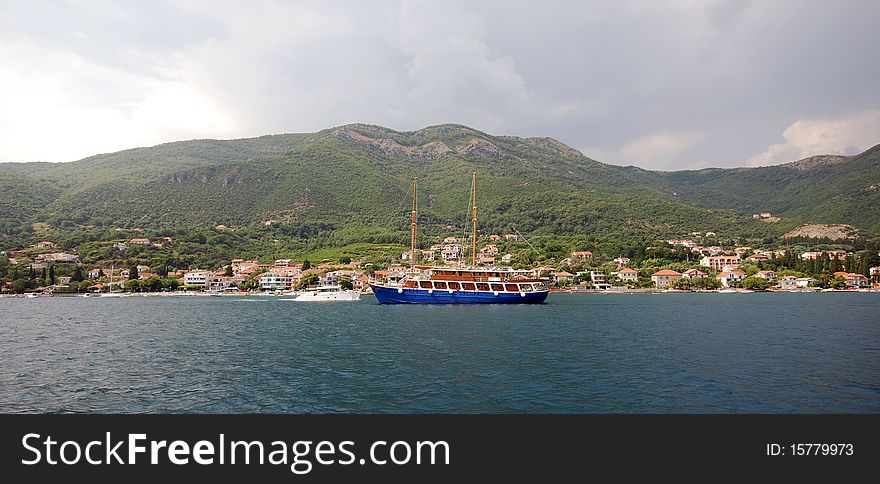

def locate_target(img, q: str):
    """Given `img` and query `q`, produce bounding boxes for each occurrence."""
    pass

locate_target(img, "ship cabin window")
[477,283,490,291]
[461,282,475,291]
[505,284,518,292]
[447,282,460,290]
[490,283,503,292]
[522,284,533,292]
[433,281,447,290]
[419,281,432,289]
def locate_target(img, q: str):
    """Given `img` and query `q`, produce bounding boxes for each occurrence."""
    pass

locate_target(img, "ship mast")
[410,178,417,272]
[471,172,477,266]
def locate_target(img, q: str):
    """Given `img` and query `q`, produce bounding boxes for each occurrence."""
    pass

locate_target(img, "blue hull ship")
[375,173,551,305]
[371,282,549,304]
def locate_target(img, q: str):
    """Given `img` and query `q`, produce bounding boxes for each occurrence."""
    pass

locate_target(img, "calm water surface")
[1,293,878,413]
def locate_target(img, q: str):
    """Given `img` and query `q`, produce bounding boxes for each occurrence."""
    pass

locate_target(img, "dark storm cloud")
[1,0,877,168]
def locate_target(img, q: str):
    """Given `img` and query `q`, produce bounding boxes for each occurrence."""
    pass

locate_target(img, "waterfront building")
[717,269,746,287]
[755,270,777,280]
[682,268,708,279]
[259,271,293,291]
[615,268,638,282]
[795,277,815,288]
[833,272,870,288]
[555,271,574,284]
[780,275,798,290]
[651,269,682,289]
[183,271,211,287]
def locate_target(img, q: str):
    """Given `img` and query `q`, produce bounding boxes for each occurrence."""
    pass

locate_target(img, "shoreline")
[2,289,878,298]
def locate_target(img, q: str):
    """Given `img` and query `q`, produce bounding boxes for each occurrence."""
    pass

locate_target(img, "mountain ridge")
[0,124,878,259]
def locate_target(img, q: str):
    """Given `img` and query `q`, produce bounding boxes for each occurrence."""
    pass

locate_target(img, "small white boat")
[281,285,361,301]
[100,293,122,298]
[718,288,738,294]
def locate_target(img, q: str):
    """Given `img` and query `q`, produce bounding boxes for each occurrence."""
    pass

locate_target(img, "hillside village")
[2,228,879,296]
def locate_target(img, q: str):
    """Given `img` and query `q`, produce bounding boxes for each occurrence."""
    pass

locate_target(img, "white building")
[795,277,815,288]
[615,268,638,282]
[441,244,462,262]
[717,269,746,288]
[183,271,211,287]
[205,276,239,292]
[259,272,293,291]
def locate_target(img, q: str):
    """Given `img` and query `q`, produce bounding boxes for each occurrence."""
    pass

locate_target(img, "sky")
[1,0,878,170]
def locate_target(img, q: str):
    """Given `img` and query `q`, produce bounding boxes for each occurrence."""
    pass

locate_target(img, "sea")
[1,292,878,413]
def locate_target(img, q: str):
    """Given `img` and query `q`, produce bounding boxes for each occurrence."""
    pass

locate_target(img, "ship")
[280,284,361,302]
[370,173,550,304]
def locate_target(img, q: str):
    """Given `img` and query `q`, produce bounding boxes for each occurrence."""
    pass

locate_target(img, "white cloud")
[0,39,238,162]
[0,1,878,166]
[586,131,706,170]
[747,109,880,166]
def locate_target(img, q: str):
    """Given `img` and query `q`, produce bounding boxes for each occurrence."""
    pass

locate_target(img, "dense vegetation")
[616,146,880,232]
[1,124,878,275]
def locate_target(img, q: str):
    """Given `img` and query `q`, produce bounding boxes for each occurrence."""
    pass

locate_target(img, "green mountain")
[614,145,880,232]
[0,123,877,266]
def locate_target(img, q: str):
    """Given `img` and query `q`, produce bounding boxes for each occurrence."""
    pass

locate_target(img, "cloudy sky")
[1,0,878,169]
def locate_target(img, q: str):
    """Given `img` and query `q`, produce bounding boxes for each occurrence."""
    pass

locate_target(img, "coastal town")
[2,229,879,297]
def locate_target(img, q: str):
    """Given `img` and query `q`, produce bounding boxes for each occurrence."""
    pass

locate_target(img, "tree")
[72,265,84,282]
[692,277,721,290]
[301,259,311,271]
[672,278,693,290]
[339,256,351,264]
[741,276,770,291]
[829,276,846,290]
[98,268,106,278]
[12,278,34,294]
[338,276,354,290]
[125,279,143,292]
[298,272,319,289]
[161,277,181,291]
[224,265,234,277]
[128,264,139,280]
[48,265,56,285]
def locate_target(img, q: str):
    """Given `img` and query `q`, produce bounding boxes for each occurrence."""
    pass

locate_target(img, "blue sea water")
[0,293,878,413]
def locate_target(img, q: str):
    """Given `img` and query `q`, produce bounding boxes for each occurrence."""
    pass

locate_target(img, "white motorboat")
[281,285,361,301]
